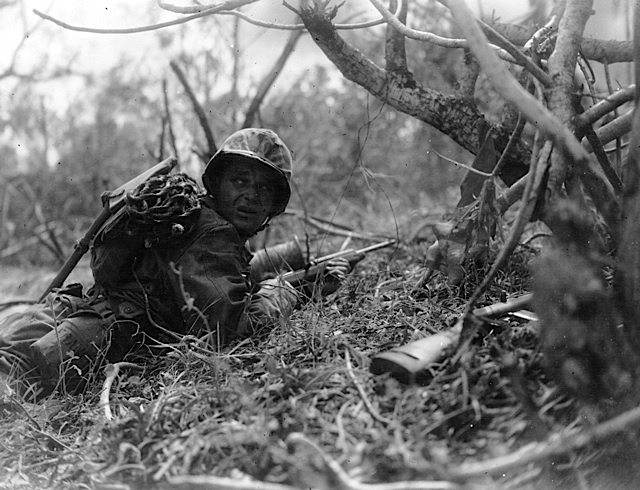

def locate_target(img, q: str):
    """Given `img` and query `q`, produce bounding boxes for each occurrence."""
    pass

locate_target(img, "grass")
[0,242,639,490]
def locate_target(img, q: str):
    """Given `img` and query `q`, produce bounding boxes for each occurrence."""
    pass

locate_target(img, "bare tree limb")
[586,111,633,149]
[449,403,640,480]
[544,0,594,195]
[297,4,530,186]
[368,0,508,56]
[384,0,409,74]
[169,61,217,161]
[242,28,303,128]
[441,0,591,170]
[33,0,258,34]
[162,78,180,166]
[576,85,635,128]
[492,22,633,64]
[584,126,623,194]
[478,19,552,86]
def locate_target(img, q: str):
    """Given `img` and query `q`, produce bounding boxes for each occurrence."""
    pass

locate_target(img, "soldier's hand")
[319,258,353,296]
[324,257,352,281]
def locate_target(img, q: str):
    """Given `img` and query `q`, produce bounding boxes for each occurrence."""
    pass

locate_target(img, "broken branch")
[100,362,143,420]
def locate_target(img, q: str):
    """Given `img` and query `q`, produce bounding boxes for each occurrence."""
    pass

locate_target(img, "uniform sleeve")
[168,225,249,344]
[168,226,298,345]
[90,235,143,289]
[238,277,299,338]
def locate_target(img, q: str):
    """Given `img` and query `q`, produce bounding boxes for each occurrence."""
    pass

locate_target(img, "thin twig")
[584,126,623,194]
[478,20,552,86]
[433,151,493,177]
[492,113,526,178]
[344,346,394,426]
[34,1,391,34]
[287,432,460,490]
[169,61,216,160]
[33,0,258,33]
[287,209,392,241]
[449,404,640,480]
[368,0,516,63]
[455,140,551,361]
[100,362,143,420]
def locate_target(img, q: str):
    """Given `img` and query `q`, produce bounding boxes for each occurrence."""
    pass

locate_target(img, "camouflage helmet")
[203,128,293,216]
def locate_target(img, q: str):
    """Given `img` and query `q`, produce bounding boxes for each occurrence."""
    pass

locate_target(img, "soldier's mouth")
[236,207,257,218]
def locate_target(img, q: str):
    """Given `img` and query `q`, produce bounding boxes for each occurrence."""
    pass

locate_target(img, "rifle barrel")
[357,239,396,254]
[309,239,396,266]
[280,238,396,287]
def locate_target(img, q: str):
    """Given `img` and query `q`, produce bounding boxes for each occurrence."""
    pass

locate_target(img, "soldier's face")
[215,161,276,238]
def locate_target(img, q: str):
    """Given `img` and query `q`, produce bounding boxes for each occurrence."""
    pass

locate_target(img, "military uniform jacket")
[90,196,296,346]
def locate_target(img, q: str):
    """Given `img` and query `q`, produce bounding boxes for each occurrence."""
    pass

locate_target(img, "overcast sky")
[11,0,545,80]
[5,0,629,105]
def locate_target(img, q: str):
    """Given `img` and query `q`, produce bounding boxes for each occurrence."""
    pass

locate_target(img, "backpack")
[90,173,204,288]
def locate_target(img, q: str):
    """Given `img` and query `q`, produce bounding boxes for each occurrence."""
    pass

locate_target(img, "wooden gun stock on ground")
[38,157,178,302]
[279,239,396,288]
[370,293,535,384]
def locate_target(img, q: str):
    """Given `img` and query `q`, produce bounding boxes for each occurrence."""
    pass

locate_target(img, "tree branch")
[576,85,635,129]
[298,4,529,185]
[33,0,258,34]
[169,61,217,161]
[442,0,591,169]
[384,0,409,74]
[243,29,303,128]
[544,0,594,199]
[492,22,633,64]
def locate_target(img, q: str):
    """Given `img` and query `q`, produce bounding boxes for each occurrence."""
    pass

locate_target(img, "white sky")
[10,1,538,82]
[4,0,630,107]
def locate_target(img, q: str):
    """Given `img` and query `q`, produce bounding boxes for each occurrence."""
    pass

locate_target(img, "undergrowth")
[0,243,637,490]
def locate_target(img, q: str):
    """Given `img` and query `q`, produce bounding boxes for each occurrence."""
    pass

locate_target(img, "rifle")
[38,157,178,302]
[279,239,396,288]
[369,293,535,384]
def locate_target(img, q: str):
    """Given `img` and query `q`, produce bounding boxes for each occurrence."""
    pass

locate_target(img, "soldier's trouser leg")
[0,292,110,398]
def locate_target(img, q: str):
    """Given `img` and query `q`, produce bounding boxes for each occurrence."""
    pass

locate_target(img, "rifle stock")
[38,157,178,302]
[280,239,396,288]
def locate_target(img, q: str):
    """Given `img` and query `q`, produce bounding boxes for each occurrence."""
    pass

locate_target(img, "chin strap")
[253,215,274,236]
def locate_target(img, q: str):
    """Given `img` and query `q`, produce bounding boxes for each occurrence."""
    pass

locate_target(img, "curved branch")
[492,22,633,64]
[299,4,529,185]
[368,0,519,63]
[450,404,640,480]
[33,0,258,34]
[576,85,635,128]
[478,20,551,86]
[372,0,551,86]
[222,7,389,31]
[158,0,233,14]
[35,1,391,34]
[100,362,143,420]
[591,110,633,146]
